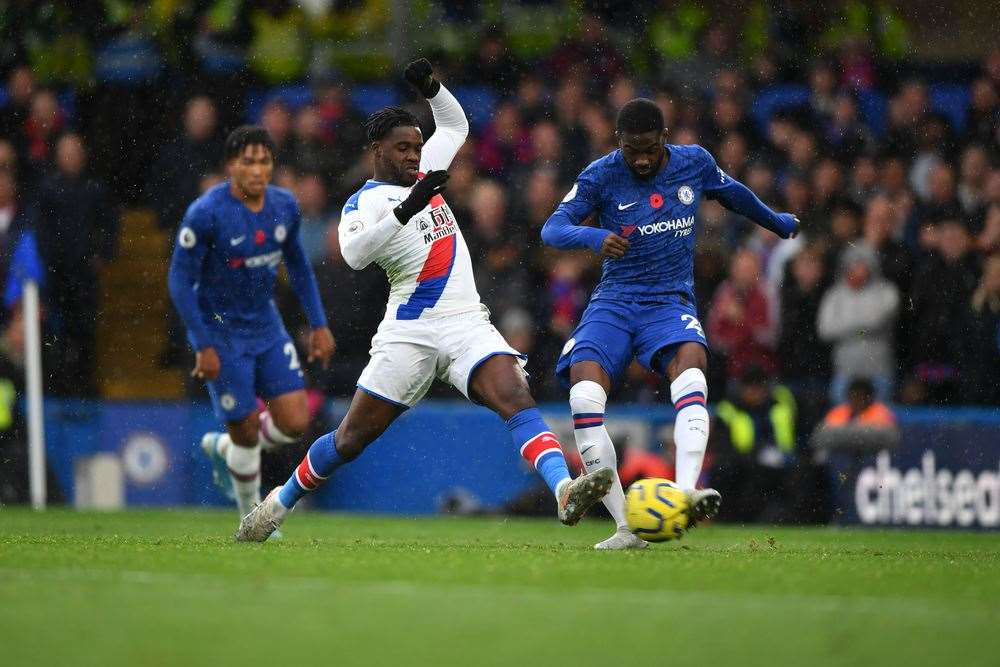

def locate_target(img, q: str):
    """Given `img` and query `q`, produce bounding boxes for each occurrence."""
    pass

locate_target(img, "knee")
[228,419,259,448]
[272,412,310,440]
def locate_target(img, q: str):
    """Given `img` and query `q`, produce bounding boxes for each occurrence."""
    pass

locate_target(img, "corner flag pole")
[23,279,45,510]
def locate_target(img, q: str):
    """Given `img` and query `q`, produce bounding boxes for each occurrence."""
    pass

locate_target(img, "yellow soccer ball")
[625,478,690,542]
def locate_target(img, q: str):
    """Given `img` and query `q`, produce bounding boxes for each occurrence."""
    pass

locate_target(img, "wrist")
[393,204,414,225]
[423,79,441,98]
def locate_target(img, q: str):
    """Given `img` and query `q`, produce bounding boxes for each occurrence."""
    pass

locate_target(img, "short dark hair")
[847,377,875,398]
[224,125,275,161]
[616,98,664,135]
[365,106,419,143]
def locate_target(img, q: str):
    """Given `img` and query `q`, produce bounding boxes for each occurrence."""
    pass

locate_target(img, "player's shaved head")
[616,98,665,135]
[617,98,668,179]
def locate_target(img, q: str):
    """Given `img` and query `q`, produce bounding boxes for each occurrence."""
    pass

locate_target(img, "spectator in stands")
[547,13,625,93]
[863,195,912,294]
[466,180,529,317]
[34,133,117,396]
[824,91,873,162]
[476,101,532,182]
[811,378,898,453]
[147,95,222,230]
[0,66,35,167]
[957,144,991,229]
[22,89,64,182]
[291,104,334,178]
[708,248,777,381]
[959,254,1000,404]
[296,172,333,266]
[908,220,980,403]
[259,99,295,166]
[779,245,832,439]
[710,367,798,523]
[812,378,899,455]
[817,244,900,403]
[966,78,999,146]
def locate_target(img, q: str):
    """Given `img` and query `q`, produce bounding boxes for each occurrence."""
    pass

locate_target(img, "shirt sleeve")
[697,146,796,239]
[282,199,328,329]
[419,83,469,172]
[540,164,610,252]
[167,204,214,350]
[338,189,406,270]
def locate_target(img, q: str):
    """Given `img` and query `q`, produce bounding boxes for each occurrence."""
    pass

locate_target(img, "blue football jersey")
[169,182,322,353]
[553,144,730,302]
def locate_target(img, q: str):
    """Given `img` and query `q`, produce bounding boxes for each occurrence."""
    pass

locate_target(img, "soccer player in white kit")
[237,59,613,541]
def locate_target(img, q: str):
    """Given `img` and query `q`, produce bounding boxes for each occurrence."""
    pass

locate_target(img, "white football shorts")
[356,306,526,408]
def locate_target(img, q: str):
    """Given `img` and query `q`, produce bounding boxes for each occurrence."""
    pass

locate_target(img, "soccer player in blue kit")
[542,99,799,549]
[168,126,335,518]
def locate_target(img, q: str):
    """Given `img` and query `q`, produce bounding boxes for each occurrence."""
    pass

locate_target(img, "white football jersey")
[338,85,481,320]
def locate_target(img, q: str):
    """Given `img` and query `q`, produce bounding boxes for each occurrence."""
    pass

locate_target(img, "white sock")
[569,380,628,530]
[257,410,299,452]
[215,433,232,458]
[671,368,710,491]
[226,442,261,517]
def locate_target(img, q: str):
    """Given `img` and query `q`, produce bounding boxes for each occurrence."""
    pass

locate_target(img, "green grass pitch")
[2,509,999,667]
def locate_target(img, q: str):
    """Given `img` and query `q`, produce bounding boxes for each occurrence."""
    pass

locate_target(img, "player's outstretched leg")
[569,375,647,549]
[472,355,613,526]
[237,430,344,542]
[667,351,721,527]
[237,390,403,542]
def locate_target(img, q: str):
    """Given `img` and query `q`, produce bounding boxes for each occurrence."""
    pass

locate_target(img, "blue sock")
[278,431,344,509]
[509,407,571,496]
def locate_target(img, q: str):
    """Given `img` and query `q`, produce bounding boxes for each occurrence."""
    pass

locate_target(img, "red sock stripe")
[519,431,562,468]
[573,416,604,427]
[674,392,707,410]
[227,466,259,483]
[294,454,326,491]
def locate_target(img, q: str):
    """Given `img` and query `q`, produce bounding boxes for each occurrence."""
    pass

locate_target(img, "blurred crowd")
[0,4,998,457]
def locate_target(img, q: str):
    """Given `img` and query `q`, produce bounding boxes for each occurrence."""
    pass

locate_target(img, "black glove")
[403,58,441,98]
[393,170,449,224]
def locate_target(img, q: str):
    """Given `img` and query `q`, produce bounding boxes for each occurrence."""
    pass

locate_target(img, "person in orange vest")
[812,378,899,452]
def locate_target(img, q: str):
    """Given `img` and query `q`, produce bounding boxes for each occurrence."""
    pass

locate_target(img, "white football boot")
[558,467,614,526]
[595,527,649,550]
[235,487,288,542]
[200,432,235,501]
[686,487,721,529]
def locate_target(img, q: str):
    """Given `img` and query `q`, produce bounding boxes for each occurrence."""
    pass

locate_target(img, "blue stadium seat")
[857,89,888,138]
[245,84,315,122]
[930,83,971,135]
[751,85,810,132]
[351,84,401,116]
[451,85,498,133]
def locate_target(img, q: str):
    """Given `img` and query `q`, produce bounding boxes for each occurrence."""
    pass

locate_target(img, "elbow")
[339,243,367,271]
[540,218,558,247]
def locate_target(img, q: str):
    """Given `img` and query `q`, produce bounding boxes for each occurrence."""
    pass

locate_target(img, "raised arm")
[699,146,799,239]
[404,59,469,172]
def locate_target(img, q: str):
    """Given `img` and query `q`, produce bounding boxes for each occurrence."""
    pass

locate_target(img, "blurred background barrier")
[40,398,1000,527]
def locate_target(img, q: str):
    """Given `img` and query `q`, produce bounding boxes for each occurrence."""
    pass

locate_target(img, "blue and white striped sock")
[277,431,344,509]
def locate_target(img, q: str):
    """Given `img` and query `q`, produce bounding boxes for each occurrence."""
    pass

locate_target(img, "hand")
[777,213,800,239]
[600,233,630,259]
[394,170,450,223]
[192,347,220,381]
[308,327,336,368]
[403,58,441,98]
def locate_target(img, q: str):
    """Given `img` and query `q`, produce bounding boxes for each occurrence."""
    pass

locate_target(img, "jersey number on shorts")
[284,342,301,371]
[681,314,705,338]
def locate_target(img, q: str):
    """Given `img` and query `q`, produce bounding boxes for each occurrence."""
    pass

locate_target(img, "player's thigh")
[255,335,306,403]
[205,343,257,425]
[555,301,634,388]
[634,299,709,375]
[357,321,439,408]
[440,311,527,406]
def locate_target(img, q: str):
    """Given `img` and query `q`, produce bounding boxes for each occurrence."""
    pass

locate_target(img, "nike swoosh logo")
[386,197,403,203]
[230,236,245,246]
[580,445,597,456]
[617,202,637,211]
